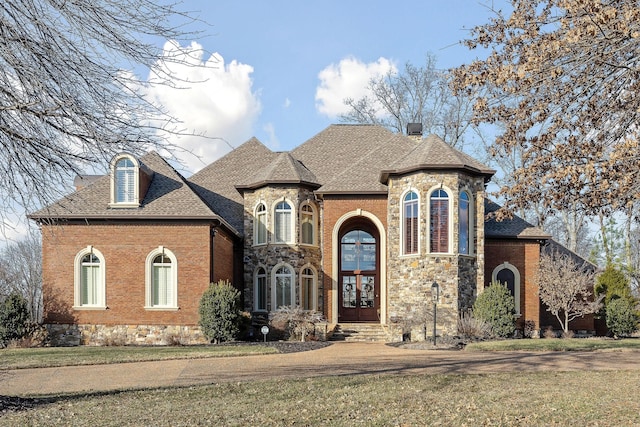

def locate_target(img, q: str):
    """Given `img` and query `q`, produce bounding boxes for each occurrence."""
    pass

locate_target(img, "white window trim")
[299,201,318,247]
[253,202,268,246]
[426,185,454,255]
[492,262,521,315]
[109,153,140,208]
[271,262,295,310]
[458,188,475,256]
[273,198,295,244]
[253,265,268,312]
[145,246,179,311]
[299,264,318,311]
[73,246,107,310]
[400,188,420,257]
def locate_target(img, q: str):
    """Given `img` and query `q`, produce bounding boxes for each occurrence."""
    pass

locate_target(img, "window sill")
[399,253,420,258]
[300,243,318,248]
[108,202,140,209]
[73,306,107,310]
[144,306,179,311]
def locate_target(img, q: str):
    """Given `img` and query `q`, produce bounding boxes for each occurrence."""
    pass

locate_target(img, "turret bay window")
[145,247,178,310]
[402,190,419,255]
[300,202,316,245]
[254,267,267,311]
[274,201,293,243]
[300,266,317,310]
[459,191,470,255]
[74,246,106,309]
[430,189,449,253]
[273,264,294,309]
[255,203,267,245]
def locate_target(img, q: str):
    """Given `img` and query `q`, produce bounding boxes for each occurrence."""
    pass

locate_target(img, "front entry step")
[330,323,388,342]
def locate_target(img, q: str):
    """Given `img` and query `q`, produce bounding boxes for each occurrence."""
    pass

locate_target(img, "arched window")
[300,202,316,246]
[145,247,178,310]
[272,264,294,309]
[459,191,470,255]
[300,266,317,310]
[254,203,267,245]
[254,267,267,311]
[492,262,521,315]
[402,190,419,255]
[115,157,135,203]
[74,246,106,309]
[274,201,293,243]
[430,189,449,253]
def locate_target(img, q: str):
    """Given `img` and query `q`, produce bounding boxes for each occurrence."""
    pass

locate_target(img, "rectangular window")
[153,265,172,306]
[256,275,267,311]
[404,203,418,254]
[81,265,99,305]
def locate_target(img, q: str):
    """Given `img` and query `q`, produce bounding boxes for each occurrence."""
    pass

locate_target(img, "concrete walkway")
[2,342,640,396]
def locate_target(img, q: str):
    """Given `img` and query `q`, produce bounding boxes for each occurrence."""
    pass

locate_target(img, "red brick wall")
[213,228,235,285]
[321,195,388,320]
[41,221,223,326]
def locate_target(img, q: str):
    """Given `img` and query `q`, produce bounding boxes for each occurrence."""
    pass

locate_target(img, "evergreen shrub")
[198,280,241,344]
[472,281,515,338]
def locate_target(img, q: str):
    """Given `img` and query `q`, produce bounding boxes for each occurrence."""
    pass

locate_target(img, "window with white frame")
[459,191,471,255]
[273,264,294,309]
[300,202,316,245]
[145,247,178,310]
[109,154,140,207]
[255,203,267,245]
[254,267,267,311]
[74,246,106,309]
[430,189,450,253]
[402,190,419,255]
[492,262,521,315]
[274,200,292,243]
[300,266,316,310]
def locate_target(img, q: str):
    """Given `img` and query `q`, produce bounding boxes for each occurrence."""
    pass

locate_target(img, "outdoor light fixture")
[431,281,439,346]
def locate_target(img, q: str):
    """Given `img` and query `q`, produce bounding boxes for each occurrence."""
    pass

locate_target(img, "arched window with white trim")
[272,263,294,309]
[402,190,419,255]
[459,191,471,255]
[300,265,317,310]
[300,202,317,246]
[254,203,267,245]
[492,262,521,315]
[74,246,106,309]
[429,189,450,253]
[110,153,139,207]
[274,200,293,243]
[145,247,178,310]
[254,267,267,311]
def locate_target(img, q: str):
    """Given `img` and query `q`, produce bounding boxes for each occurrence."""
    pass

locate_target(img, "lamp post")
[431,281,439,346]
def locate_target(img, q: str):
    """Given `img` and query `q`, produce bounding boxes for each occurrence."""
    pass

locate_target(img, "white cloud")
[262,122,279,150]
[315,56,396,118]
[145,41,261,173]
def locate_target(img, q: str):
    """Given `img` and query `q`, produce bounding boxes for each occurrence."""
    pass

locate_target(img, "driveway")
[1,342,639,396]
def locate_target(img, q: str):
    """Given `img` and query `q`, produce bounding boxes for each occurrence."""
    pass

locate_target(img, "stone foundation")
[46,324,209,346]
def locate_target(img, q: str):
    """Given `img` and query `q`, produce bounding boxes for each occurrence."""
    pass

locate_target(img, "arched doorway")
[338,219,380,322]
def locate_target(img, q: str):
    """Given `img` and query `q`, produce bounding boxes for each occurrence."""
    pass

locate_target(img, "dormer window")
[109,153,140,208]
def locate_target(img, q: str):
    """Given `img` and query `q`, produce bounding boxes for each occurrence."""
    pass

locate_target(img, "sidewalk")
[2,342,640,396]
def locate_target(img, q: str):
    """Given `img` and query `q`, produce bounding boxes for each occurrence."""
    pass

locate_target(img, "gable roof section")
[236,152,320,191]
[380,134,495,183]
[292,124,415,194]
[30,151,219,221]
[484,199,550,239]
[189,137,277,233]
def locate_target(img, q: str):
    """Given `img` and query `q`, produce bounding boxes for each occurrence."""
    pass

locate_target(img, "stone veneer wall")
[386,171,486,340]
[241,185,323,313]
[46,323,209,346]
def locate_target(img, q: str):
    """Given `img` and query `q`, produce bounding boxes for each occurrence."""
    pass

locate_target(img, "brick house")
[30,124,595,344]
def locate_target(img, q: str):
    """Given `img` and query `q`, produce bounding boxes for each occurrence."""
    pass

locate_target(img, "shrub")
[606,297,638,338]
[457,310,491,340]
[0,293,31,347]
[198,280,241,344]
[473,281,515,338]
[270,306,324,342]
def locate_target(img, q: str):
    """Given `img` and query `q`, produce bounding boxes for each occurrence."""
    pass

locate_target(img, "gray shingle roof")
[30,151,218,220]
[380,134,495,183]
[484,199,550,239]
[236,152,320,191]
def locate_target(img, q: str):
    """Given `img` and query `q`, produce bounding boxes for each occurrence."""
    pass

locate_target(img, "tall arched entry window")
[338,220,380,322]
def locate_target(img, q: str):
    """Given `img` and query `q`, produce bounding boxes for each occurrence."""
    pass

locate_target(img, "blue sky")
[146,1,499,173]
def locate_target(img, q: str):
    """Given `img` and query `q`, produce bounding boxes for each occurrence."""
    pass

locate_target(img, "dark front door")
[338,226,380,322]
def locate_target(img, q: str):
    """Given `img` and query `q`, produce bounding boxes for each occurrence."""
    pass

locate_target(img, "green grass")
[465,337,640,352]
[0,345,278,370]
[2,370,639,426]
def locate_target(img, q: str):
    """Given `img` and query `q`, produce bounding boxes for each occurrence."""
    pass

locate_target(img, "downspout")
[210,224,217,284]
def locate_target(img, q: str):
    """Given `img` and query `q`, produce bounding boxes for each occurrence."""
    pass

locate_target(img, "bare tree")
[0,232,42,322]
[0,0,201,223]
[340,54,476,148]
[537,252,603,334]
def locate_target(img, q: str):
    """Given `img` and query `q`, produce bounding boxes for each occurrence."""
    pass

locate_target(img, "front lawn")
[465,337,640,352]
